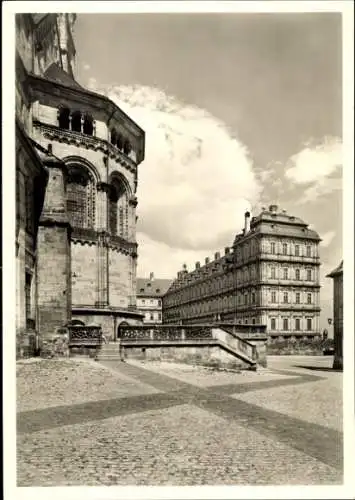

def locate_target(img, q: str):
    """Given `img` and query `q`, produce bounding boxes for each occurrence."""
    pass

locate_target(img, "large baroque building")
[136,273,173,324]
[16,14,145,354]
[163,205,322,341]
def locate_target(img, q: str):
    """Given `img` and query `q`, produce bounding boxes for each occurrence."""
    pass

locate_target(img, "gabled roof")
[44,62,84,90]
[327,261,343,278]
[137,278,173,297]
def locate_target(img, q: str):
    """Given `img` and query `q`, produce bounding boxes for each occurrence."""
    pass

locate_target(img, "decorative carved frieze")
[71,226,137,256]
[33,120,137,174]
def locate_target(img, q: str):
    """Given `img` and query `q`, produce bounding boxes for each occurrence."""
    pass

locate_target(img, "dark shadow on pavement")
[294,365,343,373]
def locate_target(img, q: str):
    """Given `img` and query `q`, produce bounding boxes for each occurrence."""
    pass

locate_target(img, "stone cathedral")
[16,14,145,356]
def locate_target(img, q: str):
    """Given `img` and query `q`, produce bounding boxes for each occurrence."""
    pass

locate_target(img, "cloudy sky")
[73,12,343,329]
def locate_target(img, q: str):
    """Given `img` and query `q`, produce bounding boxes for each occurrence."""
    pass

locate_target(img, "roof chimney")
[244,210,251,234]
[149,272,154,281]
[225,247,230,255]
[214,251,220,260]
[205,257,210,265]
[195,261,200,269]
[269,204,278,213]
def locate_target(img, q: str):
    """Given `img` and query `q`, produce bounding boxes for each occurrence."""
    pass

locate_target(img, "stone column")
[128,196,138,241]
[96,183,110,306]
[96,183,109,231]
[36,153,71,350]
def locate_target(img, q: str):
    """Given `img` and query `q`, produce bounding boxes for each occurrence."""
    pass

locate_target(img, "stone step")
[96,354,123,360]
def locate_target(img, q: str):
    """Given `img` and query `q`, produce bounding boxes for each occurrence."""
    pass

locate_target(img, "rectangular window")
[295,318,301,330]
[158,299,161,306]
[307,293,312,304]
[295,245,300,256]
[307,269,312,281]
[295,268,300,280]
[270,242,276,254]
[158,312,162,321]
[307,318,312,331]
[252,318,256,324]
[283,318,289,331]
[283,292,288,303]
[271,267,276,279]
[295,292,300,304]
[271,291,276,303]
[271,318,276,330]
[244,294,248,305]
[252,292,256,304]
[282,243,287,255]
[283,268,288,280]
[306,246,311,257]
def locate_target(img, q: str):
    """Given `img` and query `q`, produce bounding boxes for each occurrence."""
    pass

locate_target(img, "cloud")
[301,177,342,203]
[83,63,91,71]
[136,232,219,279]
[320,230,336,247]
[285,136,342,185]
[87,77,98,90]
[100,85,261,261]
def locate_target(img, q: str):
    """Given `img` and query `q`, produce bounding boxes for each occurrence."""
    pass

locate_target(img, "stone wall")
[122,344,254,371]
[267,338,334,356]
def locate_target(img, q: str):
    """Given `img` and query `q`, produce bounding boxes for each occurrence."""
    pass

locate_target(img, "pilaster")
[36,152,71,345]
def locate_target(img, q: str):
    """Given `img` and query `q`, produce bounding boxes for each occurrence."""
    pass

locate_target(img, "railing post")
[150,329,154,340]
[181,328,186,340]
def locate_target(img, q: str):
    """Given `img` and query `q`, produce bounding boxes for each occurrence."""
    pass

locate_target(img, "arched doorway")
[117,321,129,340]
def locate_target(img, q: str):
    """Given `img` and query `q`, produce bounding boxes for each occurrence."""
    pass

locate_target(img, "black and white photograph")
[3,1,354,498]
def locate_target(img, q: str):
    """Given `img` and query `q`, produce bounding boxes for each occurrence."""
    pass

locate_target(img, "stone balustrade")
[68,325,103,346]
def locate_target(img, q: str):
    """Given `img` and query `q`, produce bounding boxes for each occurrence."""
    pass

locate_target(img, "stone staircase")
[96,341,122,361]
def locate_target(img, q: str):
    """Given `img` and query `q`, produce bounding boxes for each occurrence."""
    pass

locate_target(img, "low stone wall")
[267,338,334,356]
[121,344,256,371]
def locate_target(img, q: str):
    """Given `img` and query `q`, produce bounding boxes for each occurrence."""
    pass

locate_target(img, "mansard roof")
[44,63,84,91]
[137,278,173,297]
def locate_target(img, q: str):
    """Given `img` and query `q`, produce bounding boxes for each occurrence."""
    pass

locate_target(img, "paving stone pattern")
[17,358,343,486]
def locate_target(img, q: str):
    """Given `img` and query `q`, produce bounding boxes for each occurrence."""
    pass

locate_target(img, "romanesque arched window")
[123,139,132,155]
[117,134,124,150]
[109,185,118,235]
[111,128,117,144]
[71,111,82,133]
[58,107,70,129]
[66,165,96,229]
[109,175,129,238]
[83,114,94,135]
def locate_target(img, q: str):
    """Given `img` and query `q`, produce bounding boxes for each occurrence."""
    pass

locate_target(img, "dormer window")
[140,288,144,293]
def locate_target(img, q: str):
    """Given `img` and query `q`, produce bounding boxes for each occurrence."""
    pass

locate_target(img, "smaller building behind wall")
[137,273,173,324]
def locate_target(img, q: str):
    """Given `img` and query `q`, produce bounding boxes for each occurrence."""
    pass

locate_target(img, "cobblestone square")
[17,355,343,486]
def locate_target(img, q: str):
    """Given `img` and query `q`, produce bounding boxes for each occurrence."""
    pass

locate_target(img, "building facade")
[137,273,172,324]
[327,261,343,370]
[163,205,321,341]
[16,14,145,355]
